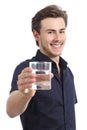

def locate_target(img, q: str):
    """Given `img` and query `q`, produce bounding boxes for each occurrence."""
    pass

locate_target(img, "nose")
[54,32,61,42]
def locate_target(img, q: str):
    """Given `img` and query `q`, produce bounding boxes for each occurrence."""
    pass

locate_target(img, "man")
[6,5,77,130]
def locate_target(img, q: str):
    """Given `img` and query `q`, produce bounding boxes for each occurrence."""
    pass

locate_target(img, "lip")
[51,43,63,49]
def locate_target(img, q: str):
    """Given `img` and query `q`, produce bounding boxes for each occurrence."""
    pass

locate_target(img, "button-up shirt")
[11,50,77,130]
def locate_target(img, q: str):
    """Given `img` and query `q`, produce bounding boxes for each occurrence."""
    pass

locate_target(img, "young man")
[6,5,77,130]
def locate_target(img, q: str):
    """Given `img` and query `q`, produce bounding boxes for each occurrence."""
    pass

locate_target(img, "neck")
[51,56,61,78]
[51,56,60,66]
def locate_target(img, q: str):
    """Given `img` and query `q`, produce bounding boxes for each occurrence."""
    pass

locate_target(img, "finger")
[17,77,36,86]
[35,74,52,81]
[22,67,32,73]
[18,67,33,79]
[24,88,29,94]
[23,87,36,97]
[51,73,54,78]
[18,71,35,79]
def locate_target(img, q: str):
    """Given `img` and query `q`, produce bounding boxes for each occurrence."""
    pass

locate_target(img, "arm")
[6,67,36,118]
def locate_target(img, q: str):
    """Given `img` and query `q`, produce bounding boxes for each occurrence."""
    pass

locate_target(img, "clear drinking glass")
[29,61,52,90]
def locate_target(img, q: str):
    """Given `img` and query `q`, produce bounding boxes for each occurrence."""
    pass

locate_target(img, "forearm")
[6,90,32,118]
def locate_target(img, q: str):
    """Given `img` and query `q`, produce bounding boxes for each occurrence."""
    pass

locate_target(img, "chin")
[53,52,62,56]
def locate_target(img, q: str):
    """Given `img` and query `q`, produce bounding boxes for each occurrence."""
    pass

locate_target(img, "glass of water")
[29,61,52,90]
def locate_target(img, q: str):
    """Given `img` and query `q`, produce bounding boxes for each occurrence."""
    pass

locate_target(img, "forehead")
[40,17,65,29]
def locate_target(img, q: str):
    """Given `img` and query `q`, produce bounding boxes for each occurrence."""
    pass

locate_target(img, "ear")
[33,30,39,41]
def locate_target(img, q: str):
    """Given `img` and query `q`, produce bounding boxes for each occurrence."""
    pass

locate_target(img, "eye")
[47,31,54,34]
[59,30,65,33]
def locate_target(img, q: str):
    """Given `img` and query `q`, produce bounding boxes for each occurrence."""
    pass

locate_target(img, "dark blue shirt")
[11,50,77,130]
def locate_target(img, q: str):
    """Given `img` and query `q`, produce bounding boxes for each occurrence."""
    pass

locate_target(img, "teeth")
[52,44,61,48]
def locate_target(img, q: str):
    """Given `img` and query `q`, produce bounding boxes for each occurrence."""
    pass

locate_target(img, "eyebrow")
[46,28,66,31]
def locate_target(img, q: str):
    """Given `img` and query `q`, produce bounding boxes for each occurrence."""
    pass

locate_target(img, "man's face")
[33,17,66,59]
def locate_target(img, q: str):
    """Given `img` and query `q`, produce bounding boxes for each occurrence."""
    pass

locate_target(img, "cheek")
[61,35,66,43]
[63,34,66,40]
[41,36,50,44]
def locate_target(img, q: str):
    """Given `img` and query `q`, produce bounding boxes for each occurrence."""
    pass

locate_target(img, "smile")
[51,43,63,48]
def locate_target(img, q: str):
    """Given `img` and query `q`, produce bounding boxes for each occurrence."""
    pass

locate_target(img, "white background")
[0,0,87,129]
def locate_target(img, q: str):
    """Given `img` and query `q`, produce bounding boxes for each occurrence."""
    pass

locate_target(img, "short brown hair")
[31,5,68,46]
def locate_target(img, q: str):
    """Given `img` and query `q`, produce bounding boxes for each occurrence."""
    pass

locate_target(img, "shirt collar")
[35,49,68,69]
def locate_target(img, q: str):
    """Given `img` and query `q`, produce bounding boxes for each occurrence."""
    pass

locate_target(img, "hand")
[17,67,36,97]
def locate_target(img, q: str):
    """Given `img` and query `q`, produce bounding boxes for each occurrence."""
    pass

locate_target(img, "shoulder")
[13,56,37,75]
[15,59,30,71]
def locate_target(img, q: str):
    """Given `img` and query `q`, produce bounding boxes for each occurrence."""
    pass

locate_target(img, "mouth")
[50,43,63,49]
